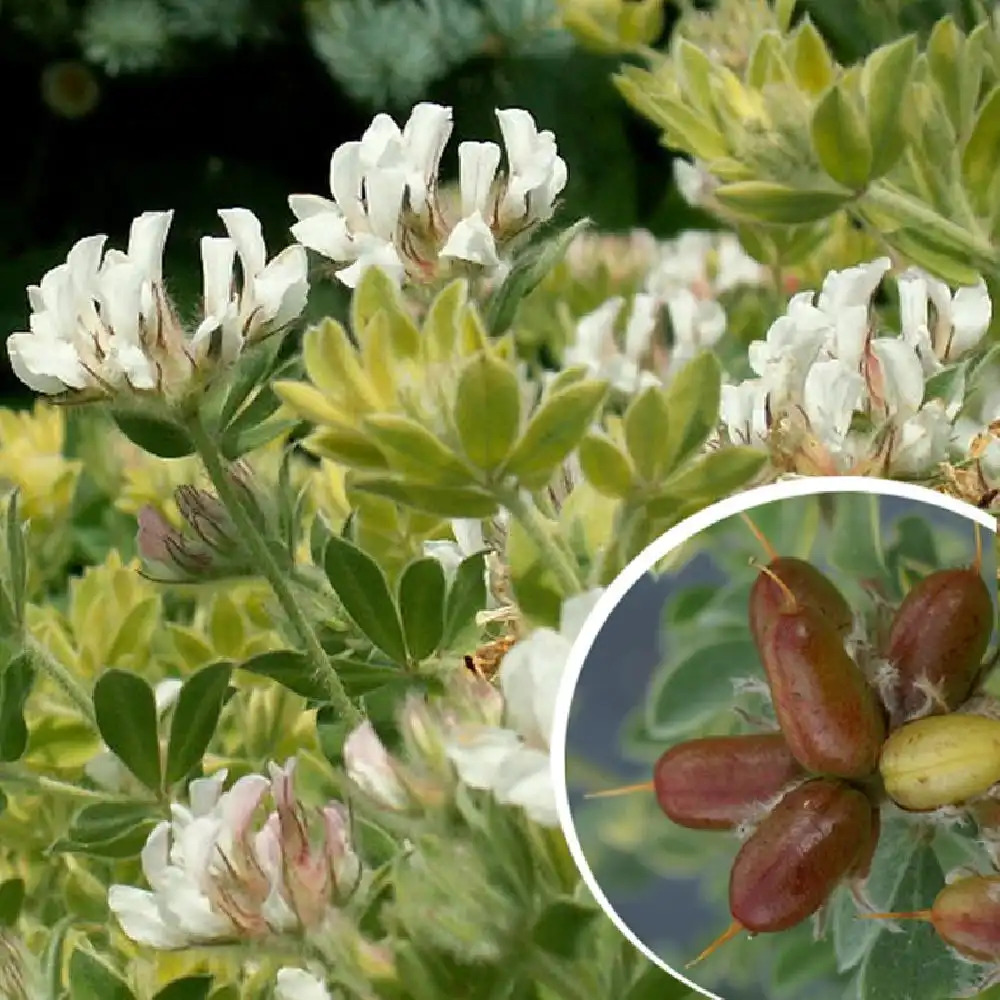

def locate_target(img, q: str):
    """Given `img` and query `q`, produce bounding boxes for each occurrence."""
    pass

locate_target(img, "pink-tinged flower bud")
[343,722,408,810]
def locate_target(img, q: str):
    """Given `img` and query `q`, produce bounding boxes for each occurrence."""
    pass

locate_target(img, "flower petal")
[458,141,501,218]
[439,212,501,268]
[218,207,267,280]
[108,885,189,949]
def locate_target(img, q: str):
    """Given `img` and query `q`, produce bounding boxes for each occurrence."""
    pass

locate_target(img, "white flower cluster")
[720,257,993,476]
[563,230,766,392]
[289,103,567,288]
[7,209,307,398]
[108,758,359,948]
[443,589,603,827]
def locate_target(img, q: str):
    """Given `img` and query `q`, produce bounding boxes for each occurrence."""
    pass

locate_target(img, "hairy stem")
[26,638,96,728]
[186,417,362,727]
[495,487,583,595]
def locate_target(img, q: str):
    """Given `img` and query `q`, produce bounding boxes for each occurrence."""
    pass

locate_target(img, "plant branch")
[495,487,583,596]
[25,637,96,728]
[186,416,363,727]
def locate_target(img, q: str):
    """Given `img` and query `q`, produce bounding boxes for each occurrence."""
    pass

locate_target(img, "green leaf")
[239,649,327,700]
[441,552,488,650]
[92,669,162,793]
[963,86,1000,211]
[69,945,137,1000]
[714,181,851,223]
[397,557,446,662]
[502,380,609,489]
[812,82,873,190]
[217,334,286,431]
[485,219,592,335]
[792,18,834,93]
[221,416,298,461]
[623,387,671,484]
[578,433,634,499]
[53,802,161,860]
[858,845,957,1000]
[363,414,474,485]
[111,412,194,459]
[454,352,522,471]
[153,978,215,1000]
[532,899,601,958]
[886,228,983,286]
[646,635,762,739]
[0,653,34,762]
[349,476,499,519]
[165,662,233,786]
[325,536,409,665]
[661,352,723,472]
[644,447,768,516]
[624,963,698,1000]
[863,35,918,178]
[0,878,24,926]
[4,492,26,628]
[305,426,390,469]
[825,492,887,581]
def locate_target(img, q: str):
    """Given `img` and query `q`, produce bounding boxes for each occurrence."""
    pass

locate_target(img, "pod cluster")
[647,527,998,966]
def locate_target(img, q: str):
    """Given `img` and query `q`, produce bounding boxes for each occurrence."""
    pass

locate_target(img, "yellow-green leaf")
[714,181,851,223]
[502,380,609,489]
[302,319,381,415]
[350,477,499,519]
[303,426,390,470]
[793,18,835,94]
[362,415,474,485]
[623,386,671,484]
[811,83,873,190]
[578,433,634,499]
[863,35,917,179]
[963,86,1000,211]
[454,352,522,472]
[886,227,983,285]
[424,279,468,362]
[661,351,722,473]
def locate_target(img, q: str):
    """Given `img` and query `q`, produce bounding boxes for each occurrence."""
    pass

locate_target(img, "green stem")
[26,638,96,728]
[496,488,583,596]
[186,416,362,728]
[0,764,133,802]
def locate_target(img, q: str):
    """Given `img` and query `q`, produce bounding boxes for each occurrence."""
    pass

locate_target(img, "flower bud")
[343,721,409,810]
[653,732,805,831]
[879,714,1000,812]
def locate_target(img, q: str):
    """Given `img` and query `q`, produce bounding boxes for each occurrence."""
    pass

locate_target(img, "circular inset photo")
[552,478,1000,1000]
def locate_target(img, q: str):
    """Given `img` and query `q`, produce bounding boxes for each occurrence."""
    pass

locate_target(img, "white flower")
[291,105,566,287]
[664,288,726,371]
[276,969,332,1000]
[672,158,708,206]
[109,760,360,948]
[495,108,568,228]
[8,209,306,398]
[898,267,991,368]
[865,338,925,419]
[714,234,766,293]
[445,590,603,827]
[747,313,826,404]
[891,401,954,476]
[815,256,891,314]
[721,379,769,447]
[343,721,408,809]
[85,679,182,792]
[802,360,866,456]
[193,209,308,362]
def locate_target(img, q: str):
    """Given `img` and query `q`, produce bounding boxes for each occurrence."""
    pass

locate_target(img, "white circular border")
[549,476,998,999]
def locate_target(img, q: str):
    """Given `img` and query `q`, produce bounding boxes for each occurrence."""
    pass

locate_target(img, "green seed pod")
[884,566,994,727]
[761,603,886,779]
[729,779,875,934]
[653,733,805,831]
[879,714,1000,812]
[749,556,854,648]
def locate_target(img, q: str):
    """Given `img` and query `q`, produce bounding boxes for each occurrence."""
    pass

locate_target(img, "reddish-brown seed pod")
[762,604,886,779]
[652,733,805,831]
[864,875,1000,964]
[883,566,994,727]
[730,778,875,934]
[749,556,854,648]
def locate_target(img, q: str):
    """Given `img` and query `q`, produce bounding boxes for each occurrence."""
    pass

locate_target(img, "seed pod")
[730,779,875,934]
[761,600,886,779]
[879,714,1000,812]
[883,565,994,727]
[749,555,854,648]
[864,875,1000,964]
[653,733,805,831]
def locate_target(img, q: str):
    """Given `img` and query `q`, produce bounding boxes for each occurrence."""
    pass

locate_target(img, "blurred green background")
[0,0,985,403]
